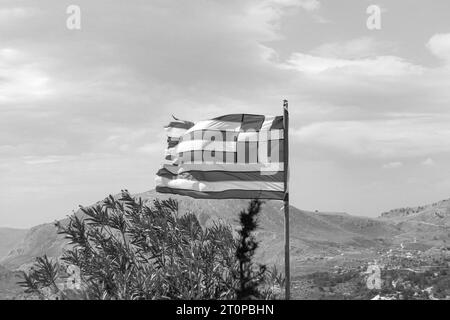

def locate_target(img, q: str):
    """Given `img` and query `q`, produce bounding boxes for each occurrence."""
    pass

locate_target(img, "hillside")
[1,191,449,300]
[1,223,68,271]
[0,265,25,299]
[0,228,28,260]
[379,198,450,246]
[380,198,450,225]
[0,189,401,271]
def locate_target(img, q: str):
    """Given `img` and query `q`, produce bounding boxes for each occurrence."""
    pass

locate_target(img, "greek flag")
[155,114,285,199]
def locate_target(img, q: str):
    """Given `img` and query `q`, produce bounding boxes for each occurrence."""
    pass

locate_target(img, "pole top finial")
[283,100,288,112]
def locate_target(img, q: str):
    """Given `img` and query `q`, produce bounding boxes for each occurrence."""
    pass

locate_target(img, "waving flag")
[156,114,285,200]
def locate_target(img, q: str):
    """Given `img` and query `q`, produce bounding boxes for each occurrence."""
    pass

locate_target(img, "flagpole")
[283,99,290,300]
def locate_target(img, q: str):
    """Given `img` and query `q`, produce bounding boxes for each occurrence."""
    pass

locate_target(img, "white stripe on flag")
[165,127,188,138]
[156,176,284,192]
[260,115,275,130]
[164,148,178,158]
[237,130,284,142]
[176,140,237,153]
[237,131,259,142]
[178,163,284,172]
[269,130,283,140]
[235,130,281,141]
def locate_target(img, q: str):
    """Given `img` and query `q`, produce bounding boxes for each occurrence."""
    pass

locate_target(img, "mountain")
[380,198,450,247]
[381,198,450,225]
[0,189,401,271]
[0,228,28,260]
[1,223,68,271]
[2,191,449,300]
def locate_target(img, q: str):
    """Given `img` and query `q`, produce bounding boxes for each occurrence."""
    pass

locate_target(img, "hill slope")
[0,228,28,260]
[0,265,25,299]
[2,192,449,300]
[380,198,450,225]
[1,190,401,270]
[1,223,67,271]
[379,198,450,246]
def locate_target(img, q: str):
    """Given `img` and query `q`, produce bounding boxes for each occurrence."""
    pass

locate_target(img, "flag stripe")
[167,139,179,148]
[177,149,283,164]
[156,176,283,192]
[176,140,237,153]
[240,114,265,131]
[177,163,284,172]
[260,115,275,130]
[270,116,283,130]
[156,186,284,200]
[165,121,194,130]
[186,120,242,133]
[165,127,189,138]
[183,129,283,142]
[212,114,244,122]
[175,137,283,159]
[157,167,283,182]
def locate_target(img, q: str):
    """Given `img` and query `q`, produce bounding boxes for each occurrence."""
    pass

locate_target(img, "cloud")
[311,14,330,24]
[137,142,165,155]
[1,5,448,167]
[382,162,403,169]
[21,155,76,165]
[2,1,450,225]
[0,48,53,103]
[297,0,320,11]
[0,7,36,22]
[421,158,435,166]
[283,53,423,76]
[266,0,320,12]
[0,0,299,160]
[281,36,422,77]
[311,37,393,59]
[427,33,450,63]
[281,37,423,77]
[273,33,450,123]
[294,117,450,159]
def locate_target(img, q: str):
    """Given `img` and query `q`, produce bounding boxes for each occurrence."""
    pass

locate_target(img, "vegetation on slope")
[19,192,283,300]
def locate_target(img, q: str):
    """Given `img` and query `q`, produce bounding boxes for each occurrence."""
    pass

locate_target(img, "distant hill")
[0,189,401,271]
[380,198,450,225]
[379,198,450,246]
[1,223,68,271]
[2,191,450,300]
[0,228,28,260]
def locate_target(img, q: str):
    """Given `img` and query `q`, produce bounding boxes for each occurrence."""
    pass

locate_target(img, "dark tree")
[235,199,267,299]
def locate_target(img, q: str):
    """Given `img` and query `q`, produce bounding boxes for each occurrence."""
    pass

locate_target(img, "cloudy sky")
[1,0,450,227]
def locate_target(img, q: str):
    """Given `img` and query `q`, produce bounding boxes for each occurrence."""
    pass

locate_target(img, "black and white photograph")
[0,0,449,307]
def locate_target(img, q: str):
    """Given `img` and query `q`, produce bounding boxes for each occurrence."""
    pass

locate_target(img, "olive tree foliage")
[20,191,283,300]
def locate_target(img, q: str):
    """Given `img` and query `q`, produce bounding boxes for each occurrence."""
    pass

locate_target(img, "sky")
[1,0,450,227]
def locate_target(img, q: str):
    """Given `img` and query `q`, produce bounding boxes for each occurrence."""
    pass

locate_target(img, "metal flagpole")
[283,99,290,300]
